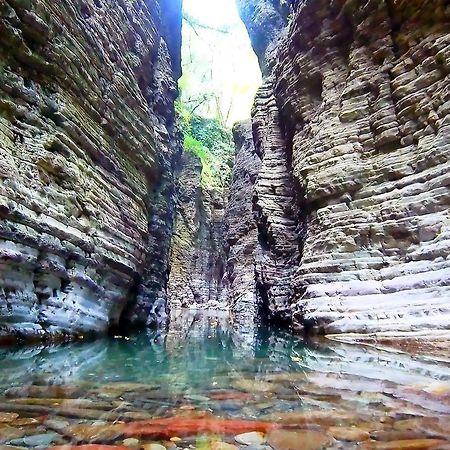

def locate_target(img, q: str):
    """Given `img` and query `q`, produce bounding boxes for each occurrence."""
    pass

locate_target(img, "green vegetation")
[180,0,261,127]
[176,100,234,189]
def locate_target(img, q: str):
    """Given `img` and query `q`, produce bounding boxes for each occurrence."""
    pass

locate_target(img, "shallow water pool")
[1,310,450,449]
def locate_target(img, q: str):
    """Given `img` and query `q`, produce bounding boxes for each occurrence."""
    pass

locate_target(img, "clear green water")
[1,310,450,448]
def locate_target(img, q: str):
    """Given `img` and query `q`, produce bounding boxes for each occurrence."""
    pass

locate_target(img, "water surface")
[1,310,450,449]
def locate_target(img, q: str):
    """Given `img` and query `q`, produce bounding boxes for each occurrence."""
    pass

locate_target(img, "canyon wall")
[167,153,227,311]
[238,0,450,336]
[0,0,182,341]
[223,121,260,326]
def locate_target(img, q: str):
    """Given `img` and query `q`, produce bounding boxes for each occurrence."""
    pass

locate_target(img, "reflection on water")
[0,309,450,448]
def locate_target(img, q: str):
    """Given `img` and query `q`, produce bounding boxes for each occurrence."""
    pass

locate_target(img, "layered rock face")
[223,121,260,325]
[167,153,227,310]
[239,0,450,336]
[0,0,181,340]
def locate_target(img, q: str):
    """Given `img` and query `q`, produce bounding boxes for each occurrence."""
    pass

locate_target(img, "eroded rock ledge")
[0,0,182,341]
[238,0,450,336]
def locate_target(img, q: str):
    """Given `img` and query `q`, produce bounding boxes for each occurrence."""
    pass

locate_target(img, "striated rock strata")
[167,153,227,310]
[239,0,450,336]
[0,0,182,341]
[223,120,260,326]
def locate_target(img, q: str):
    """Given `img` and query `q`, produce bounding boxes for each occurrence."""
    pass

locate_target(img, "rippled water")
[1,310,450,449]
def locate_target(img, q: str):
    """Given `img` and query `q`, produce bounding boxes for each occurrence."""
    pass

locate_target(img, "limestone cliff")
[238,0,450,337]
[0,0,182,341]
[167,153,227,310]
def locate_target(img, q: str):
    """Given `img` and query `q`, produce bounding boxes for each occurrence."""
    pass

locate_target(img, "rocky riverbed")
[0,311,449,450]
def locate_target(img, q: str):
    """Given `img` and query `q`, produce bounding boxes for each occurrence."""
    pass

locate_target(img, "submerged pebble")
[10,433,58,448]
[0,414,18,424]
[234,432,266,446]
[141,444,167,450]
[267,430,332,450]
[328,426,370,442]
[210,442,239,450]
[122,438,140,448]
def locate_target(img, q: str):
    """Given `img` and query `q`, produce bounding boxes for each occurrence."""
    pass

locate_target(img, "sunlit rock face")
[167,153,227,311]
[239,0,450,335]
[0,0,182,340]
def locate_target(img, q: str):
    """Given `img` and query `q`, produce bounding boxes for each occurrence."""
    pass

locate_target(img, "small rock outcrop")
[0,0,182,341]
[167,153,227,310]
[238,0,450,336]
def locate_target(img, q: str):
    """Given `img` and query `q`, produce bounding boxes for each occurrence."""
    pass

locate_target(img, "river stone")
[235,432,266,445]
[232,380,275,393]
[264,410,359,426]
[0,447,28,450]
[142,444,167,450]
[328,426,370,441]
[123,438,140,448]
[267,430,332,450]
[213,401,242,412]
[359,439,448,450]
[66,424,124,442]
[5,385,84,399]
[370,431,429,441]
[12,419,39,427]
[0,415,18,424]
[184,394,210,402]
[10,433,58,447]
[211,442,239,450]
[0,426,28,442]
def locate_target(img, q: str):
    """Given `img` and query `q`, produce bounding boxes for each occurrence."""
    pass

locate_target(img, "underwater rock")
[234,432,266,446]
[231,379,275,394]
[0,415,18,425]
[65,424,124,443]
[122,417,278,438]
[122,438,140,448]
[0,426,28,443]
[358,439,448,450]
[267,430,332,450]
[328,426,370,442]
[210,443,239,450]
[50,446,130,450]
[141,445,166,450]
[9,433,58,448]
[264,410,361,427]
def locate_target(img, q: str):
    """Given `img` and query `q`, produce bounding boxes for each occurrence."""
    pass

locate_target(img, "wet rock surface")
[0,0,182,340]
[237,0,450,336]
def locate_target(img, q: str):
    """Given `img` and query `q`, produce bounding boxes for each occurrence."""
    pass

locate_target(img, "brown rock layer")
[238,0,450,335]
[0,0,181,340]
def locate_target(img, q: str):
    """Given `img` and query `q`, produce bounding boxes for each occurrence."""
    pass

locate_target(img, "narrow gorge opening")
[1,0,450,448]
[166,0,262,317]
